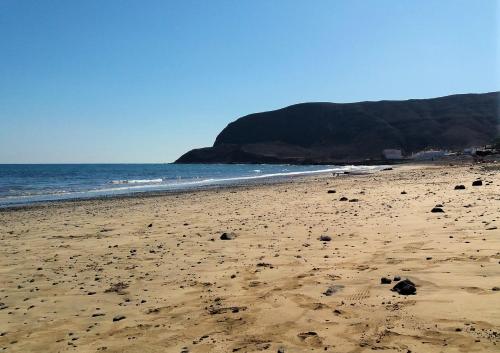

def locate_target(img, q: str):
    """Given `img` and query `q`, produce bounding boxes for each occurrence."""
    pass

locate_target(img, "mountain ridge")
[176,92,499,164]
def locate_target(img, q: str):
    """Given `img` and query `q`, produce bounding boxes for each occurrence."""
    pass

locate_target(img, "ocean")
[0,164,387,207]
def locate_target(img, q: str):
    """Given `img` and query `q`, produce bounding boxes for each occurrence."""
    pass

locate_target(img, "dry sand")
[0,163,499,353]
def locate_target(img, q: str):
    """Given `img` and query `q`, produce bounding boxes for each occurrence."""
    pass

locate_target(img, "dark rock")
[148,223,153,227]
[381,277,392,284]
[454,185,466,190]
[392,279,416,295]
[492,287,500,291]
[297,332,318,340]
[319,235,332,242]
[323,285,344,296]
[401,191,407,194]
[327,190,336,194]
[339,197,348,201]
[431,207,444,213]
[472,180,483,186]
[112,315,126,322]
[220,232,236,240]
[393,275,401,281]
[348,198,359,202]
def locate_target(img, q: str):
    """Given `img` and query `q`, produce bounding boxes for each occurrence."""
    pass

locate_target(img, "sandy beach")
[0,163,499,353]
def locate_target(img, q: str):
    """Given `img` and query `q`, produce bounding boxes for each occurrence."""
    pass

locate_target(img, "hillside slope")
[176,92,499,164]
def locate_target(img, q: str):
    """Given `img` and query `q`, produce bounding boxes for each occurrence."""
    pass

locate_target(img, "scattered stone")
[323,285,344,296]
[112,315,126,322]
[220,232,236,240]
[104,282,129,295]
[431,207,444,213]
[392,279,416,295]
[208,306,247,315]
[327,190,336,194]
[492,287,500,291]
[393,275,401,282]
[147,223,153,228]
[339,197,348,201]
[348,198,359,202]
[472,180,483,186]
[381,277,392,284]
[297,332,318,340]
[401,191,407,194]
[319,235,331,242]
[454,185,466,190]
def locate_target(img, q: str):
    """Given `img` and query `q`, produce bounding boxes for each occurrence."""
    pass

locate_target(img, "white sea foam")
[110,178,163,184]
[1,165,389,207]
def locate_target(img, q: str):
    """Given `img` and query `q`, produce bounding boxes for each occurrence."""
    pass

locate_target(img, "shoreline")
[0,166,388,212]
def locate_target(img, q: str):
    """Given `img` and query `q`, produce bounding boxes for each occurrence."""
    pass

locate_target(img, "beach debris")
[381,277,392,284]
[323,285,344,296]
[297,332,318,340]
[208,306,247,315]
[339,197,348,201]
[104,282,129,295]
[472,180,483,186]
[327,189,336,194]
[220,232,236,240]
[392,279,416,295]
[454,185,466,190]
[256,262,274,269]
[431,207,444,213]
[319,235,332,242]
[112,315,126,322]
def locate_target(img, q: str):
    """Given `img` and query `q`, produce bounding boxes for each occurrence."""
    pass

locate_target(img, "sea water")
[0,164,387,207]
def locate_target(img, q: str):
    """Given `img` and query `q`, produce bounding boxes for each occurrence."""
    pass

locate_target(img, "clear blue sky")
[1,0,498,163]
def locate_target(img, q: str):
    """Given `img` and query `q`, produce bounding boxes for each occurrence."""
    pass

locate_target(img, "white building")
[411,150,446,160]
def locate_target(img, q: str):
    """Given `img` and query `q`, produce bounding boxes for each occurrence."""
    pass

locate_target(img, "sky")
[0,0,499,163]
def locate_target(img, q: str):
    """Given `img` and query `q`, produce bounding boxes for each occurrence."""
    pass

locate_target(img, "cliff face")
[176,92,499,164]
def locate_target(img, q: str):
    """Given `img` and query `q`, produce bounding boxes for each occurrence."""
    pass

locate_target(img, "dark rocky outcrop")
[176,92,499,164]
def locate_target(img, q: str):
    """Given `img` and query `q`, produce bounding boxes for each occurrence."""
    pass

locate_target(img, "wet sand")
[0,163,499,353]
